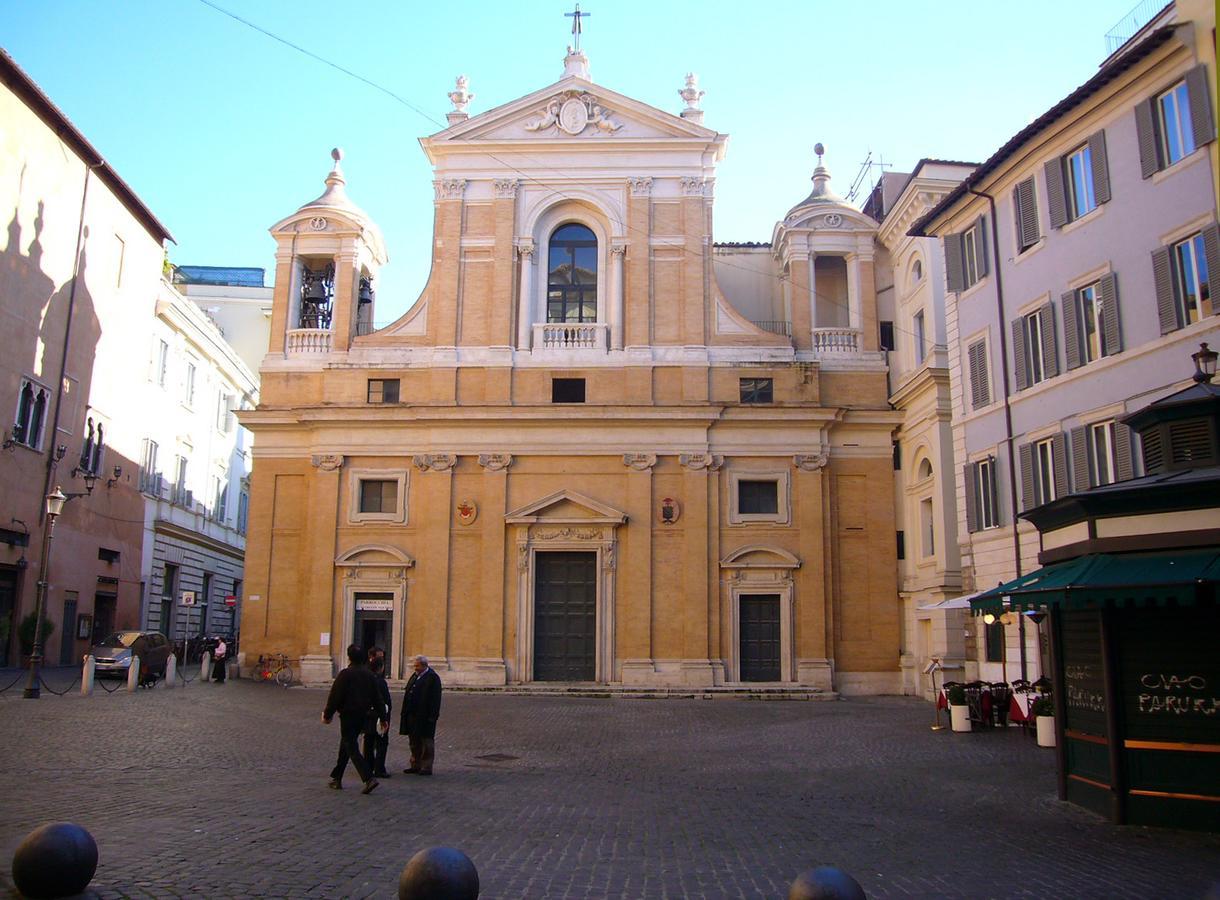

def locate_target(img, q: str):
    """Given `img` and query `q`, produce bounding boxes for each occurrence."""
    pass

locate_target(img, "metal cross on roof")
[565,4,590,50]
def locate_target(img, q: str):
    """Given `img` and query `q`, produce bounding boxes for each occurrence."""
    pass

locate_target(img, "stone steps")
[387,682,837,701]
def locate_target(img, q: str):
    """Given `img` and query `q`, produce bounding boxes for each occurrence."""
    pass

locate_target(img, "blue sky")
[6,1,1131,324]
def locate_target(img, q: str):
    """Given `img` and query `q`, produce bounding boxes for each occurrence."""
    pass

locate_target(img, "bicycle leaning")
[252,653,294,687]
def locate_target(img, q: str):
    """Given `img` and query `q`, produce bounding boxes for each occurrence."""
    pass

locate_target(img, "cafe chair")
[963,681,991,728]
[989,682,1012,727]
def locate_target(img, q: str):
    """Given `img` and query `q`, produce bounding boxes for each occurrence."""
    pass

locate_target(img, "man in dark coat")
[322,644,380,794]
[400,654,442,775]
[362,654,392,779]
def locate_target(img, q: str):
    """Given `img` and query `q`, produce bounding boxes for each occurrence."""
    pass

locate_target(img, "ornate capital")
[413,453,457,472]
[311,454,344,472]
[477,453,513,472]
[622,452,657,471]
[680,176,708,196]
[679,452,723,472]
[793,451,830,472]
[628,176,653,197]
[602,543,617,571]
[517,544,529,572]
[493,179,519,199]
[516,240,536,260]
[434,179,467,201]
[610,242,628,257]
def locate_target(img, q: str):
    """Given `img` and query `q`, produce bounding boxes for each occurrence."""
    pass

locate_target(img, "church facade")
[239,49,901,691]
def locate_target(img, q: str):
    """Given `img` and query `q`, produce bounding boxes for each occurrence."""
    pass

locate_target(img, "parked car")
[91,631,173,681]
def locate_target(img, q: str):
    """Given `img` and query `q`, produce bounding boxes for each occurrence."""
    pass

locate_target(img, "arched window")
[911,259,923,283]
[547,223,598,323]
[918,458,933,480]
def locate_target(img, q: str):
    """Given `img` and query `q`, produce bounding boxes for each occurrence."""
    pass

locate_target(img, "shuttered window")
[1071,421,1136,490]
[1136,67,1215,176]
[967,339,990,410]
[1013,304,1057,389]
[1063,274,1121,369]
[1013,177,1040,253]
[944,217,988,293]
[1020,435,1067,511]
[1155,226,1219,333]
[1045,131,1110,228]
[964,456,999,533]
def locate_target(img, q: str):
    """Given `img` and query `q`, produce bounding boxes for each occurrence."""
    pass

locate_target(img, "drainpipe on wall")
[966,186,1027,681]
[38,163,97,524]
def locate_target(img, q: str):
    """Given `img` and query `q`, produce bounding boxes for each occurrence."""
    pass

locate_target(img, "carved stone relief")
[535,527,601,541]
[477,453,513,472]
[622,453,657,471]
[679,452,723,472]
[311,454,344,471]
[793,451,830,472]
[413,453,458,472]
[524,92,623,136]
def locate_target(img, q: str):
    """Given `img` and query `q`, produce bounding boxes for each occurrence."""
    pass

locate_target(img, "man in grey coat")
[399,655,442,775]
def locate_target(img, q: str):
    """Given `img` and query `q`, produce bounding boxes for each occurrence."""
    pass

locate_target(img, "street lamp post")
[24,487,67,699]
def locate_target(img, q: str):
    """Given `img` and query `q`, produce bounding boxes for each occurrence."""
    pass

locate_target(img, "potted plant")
[948,684,971,732]
[1032,695,1056,747]
[17,612,54,666]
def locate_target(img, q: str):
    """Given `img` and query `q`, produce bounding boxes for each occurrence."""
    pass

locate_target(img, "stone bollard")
[80,655,94,696]
[398,847,479,900]
[11,822,98,899]
[164,653,177,687]
[201,651,211,682]
[126,655,141,692]
[788,866,867,900]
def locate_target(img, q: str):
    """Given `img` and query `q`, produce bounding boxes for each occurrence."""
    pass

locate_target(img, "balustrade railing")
[811,327,860,354]
[286,328,333,354]
[533,322,608,350]
[752,319,792,337]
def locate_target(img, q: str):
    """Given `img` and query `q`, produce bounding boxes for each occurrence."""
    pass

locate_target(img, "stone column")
[477,454,512,684]
[516,241,535,350]
[302,454,344,685]
[793,452,833,690]
[609,242,627,350]
[847,253,862,333]
[330,248,358,352]
[619,453,656,684]
[412,454,457,668]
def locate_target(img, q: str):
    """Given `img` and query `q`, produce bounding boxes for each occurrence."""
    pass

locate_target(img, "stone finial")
[447,75,474,125]
[807,143,842,203]
[679,73,705,123]
[563,46,591,80]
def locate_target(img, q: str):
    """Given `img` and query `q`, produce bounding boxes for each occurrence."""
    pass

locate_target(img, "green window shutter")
[1070,426,1090,490]
[1018,443,1035,512]
[944,233,965,293]
[1203,225,1220,314]
[964,463,979,533]
[1098,273,1121,353]
[1061,290,1081,370]
[1115,423,1135,480]
[972,216,989,278]
[1088,131,1111,205]
[1040,304,1059,379]
[1052,433,1069,499]
[1135,98,1161,178]
[1151,246,1178,334]
[1185,64,1216,150]
[1011,318,1027,390]
[1015,178,1039,250]
[1044,157,1069,228]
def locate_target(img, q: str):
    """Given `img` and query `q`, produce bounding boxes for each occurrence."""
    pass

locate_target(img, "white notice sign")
[356,597,394,611]
[320,632,330,647]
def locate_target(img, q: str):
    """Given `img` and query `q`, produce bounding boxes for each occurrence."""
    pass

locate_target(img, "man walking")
[363,655,392,779]
[400,654,442,776]
[322,644,380,795]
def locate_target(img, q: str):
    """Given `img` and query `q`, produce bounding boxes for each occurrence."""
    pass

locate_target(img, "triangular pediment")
[425,76,719,150]
[505,489,628,525]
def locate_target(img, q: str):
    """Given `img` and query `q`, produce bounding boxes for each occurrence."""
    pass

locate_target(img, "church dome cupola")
[785,143,851,221]
[299,148,371,224]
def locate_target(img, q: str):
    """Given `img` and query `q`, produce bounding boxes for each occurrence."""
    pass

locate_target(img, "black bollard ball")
[788,865,867,900]
[11,822,98,900]
[398,846,479,900]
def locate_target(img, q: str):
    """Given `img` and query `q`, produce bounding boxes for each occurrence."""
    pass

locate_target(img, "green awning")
[970,549,1220,615]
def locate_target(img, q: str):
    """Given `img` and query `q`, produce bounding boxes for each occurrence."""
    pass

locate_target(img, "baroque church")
[240,44,901,691]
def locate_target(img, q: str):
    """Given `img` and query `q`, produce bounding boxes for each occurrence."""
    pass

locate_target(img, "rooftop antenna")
[845,150,891,204]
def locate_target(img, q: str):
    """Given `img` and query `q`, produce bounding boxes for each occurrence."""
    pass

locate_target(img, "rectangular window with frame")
[1013,304,1058,389]
[1158,81,1196,167]
[965,456,999,532]
[551,378,586,403]
[879,320,895,352]
[153,339,169,387]
[1020,435,1067,511]
[1070,420,1134,490]
[967,339,991,410]
[1034,438,1056,505]
[1089,422,1115,487]
[237,490,249,534]
[1173,233,1212,326]
[1061,276,1123,370]
[919,496,935,557]
[945,217,988,293]
[359,479,398,514]
[913,310,926,365]
[1022,311,1045,385]
[961,227,979,287]
[739,377,774,404]
[1045,132,1110,228]
[367,378,400,404]
[12,376,50,450]
[738,479,779,515]
[173,456,189,505]
[183,362,196,407]
[1137,68,1214,177]
[139,439,159,493]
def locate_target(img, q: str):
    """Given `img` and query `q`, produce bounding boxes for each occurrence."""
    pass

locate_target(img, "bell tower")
[267,148,388,357]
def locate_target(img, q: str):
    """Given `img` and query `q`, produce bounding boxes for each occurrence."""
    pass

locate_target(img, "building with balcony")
[240,49,901,689]
[911,0,1217,687]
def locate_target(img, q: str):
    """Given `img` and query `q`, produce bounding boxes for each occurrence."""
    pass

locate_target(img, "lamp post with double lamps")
[23,484,90,699]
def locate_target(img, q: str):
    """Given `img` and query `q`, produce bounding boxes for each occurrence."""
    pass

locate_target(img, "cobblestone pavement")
[0,669,1218,899]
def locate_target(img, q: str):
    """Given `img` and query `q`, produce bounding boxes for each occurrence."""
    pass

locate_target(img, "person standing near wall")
[400,654,442,776]
[322,644,380,795]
